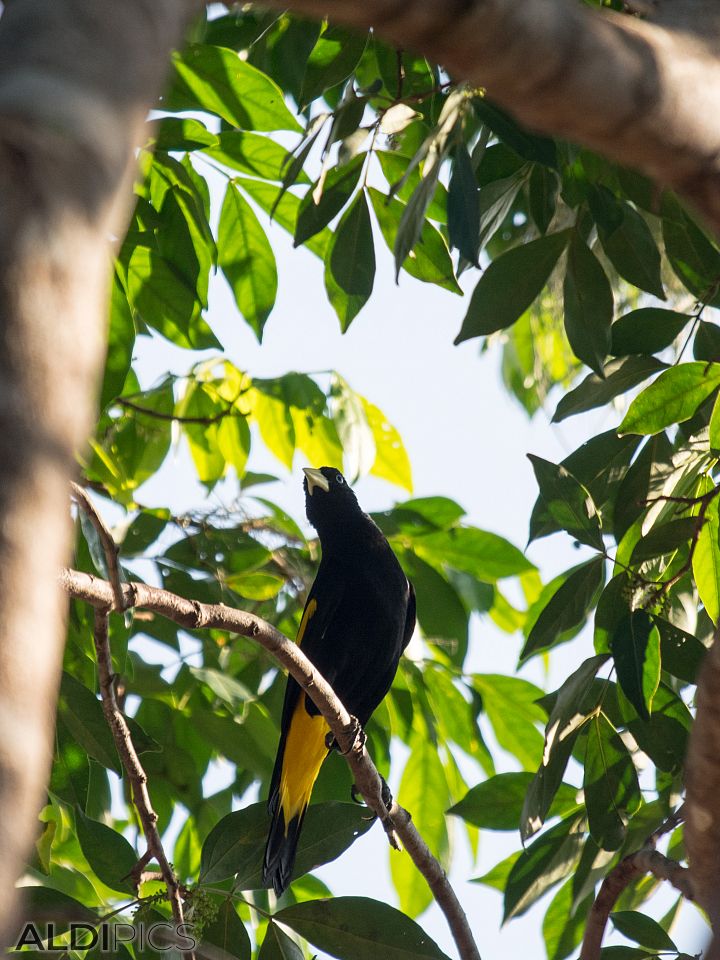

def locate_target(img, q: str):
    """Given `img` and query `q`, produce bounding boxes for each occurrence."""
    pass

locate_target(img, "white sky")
[127,167,708,959]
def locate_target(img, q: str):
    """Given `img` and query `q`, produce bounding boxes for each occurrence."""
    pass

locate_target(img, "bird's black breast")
[301,528,411,726]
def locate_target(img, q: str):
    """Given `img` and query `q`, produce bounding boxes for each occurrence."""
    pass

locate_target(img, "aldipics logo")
[14,921,197,953]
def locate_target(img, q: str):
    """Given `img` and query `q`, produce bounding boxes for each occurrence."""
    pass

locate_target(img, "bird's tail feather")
[263,704,330,896]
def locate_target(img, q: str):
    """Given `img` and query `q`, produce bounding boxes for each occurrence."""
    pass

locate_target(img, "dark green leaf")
[199,801,374,888]
[662,193,720,300]
[552,356,666,423]
[611,911,677,951]
[101,275,135,409]
[610,308,690,356]
[620,682,691,774]
[300,28,367,107]
[258,922,305,960]
[629,517,696,563]
[455,231,568,341]
[618,362,720,435]
[75,807,138,894]
[654,618,706,684]
[448,143,480,265]
[236,177,331,260]
[57,673,120,775]
[521,656,608,840]
[611,611,661,720]
[528,454,603,548]
[275,896,452,960]
[528,165,560,234]
[521,557,605,661]
[218,183,277,341]
[583,714,641,850]
[594,193,664,298]
[448,773,578,831]
[543,880,590,960]
[368,187,460,293]
[324,191,375,331]
[563,232,613,374]
[201,899,252,960]
[155,116,218,151]
[414,526,534,580]
[295,154,364,247]
[122,509,170,556]
[504,816,585,920]
[473,99,557,167]
[694,320,720,362]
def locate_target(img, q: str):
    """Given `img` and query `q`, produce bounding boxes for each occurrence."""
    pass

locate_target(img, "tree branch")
[269,0,720,232]
[70,482,124,611]
[580,846,694,960]
[92,606,192,956]
[60,567,481,960]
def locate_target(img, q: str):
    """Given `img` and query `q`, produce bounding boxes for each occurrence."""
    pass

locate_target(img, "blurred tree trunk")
[0,0,200,948]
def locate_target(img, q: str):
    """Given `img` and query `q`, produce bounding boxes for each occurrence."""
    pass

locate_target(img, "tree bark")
[0,0,200,948]
[271,0,720,232]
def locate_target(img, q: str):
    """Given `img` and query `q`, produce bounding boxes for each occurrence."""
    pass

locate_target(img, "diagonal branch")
[70,482,124,612]
[91,606,191,957]
[267,0,720,232]
[60,567,481,960]
[580,843,694,960]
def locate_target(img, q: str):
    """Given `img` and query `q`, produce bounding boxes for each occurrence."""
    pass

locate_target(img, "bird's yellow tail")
[263,700,329,895]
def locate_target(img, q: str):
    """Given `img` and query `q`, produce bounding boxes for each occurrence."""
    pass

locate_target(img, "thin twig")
[91,607,192,958]
[61,567,482,960]
[580,845,693,960]
[115,397,247,425]
[70,483,124,612]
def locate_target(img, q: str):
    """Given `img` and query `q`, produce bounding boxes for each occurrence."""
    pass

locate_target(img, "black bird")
[263,466,416,896]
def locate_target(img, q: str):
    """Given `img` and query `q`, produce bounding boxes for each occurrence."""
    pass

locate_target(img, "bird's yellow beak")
[303,467,330,495]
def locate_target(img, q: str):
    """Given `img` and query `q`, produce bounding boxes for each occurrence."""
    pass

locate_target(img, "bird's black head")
[303,466,362,539]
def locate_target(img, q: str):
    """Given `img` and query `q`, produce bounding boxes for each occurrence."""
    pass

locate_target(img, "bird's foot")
[326,716,366,755]
[349,775,393,811]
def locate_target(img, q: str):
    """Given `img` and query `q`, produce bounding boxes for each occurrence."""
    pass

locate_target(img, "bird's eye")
[335,473,344,484]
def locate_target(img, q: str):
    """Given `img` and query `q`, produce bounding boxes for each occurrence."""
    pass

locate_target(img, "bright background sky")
[124,156,708,959]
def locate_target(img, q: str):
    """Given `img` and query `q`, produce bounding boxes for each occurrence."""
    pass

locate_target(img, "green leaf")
[448,143,480,265]
[610,308,690,356]
[552,356,666,423]
[620,681,691,774]
[595,197,664,298]
[376,151,448,223]
[236,177,330,260]
[654,618,706,684]
[172,45,302,132]
[126,247,197,348]
[57,673,120,775]
[201,899,252,960]
[414,526,534,580]
[205,131,308,182]
[448,773,578,831]
[629,517,697,563]
[473,99,557,166]
[693,484,720,623]
[563,232,613,374]
[611,611,661,721]
[521,655,609,840]
[368,187,460,293]
[259,922,305,960]
[398,551,468,664]
[390,736,449,917]
[295,154,364,247]
[218,182,277,341]
[695,320,720,362]
[478,170,528,246]
[528,165,560,234]
[584,714,641,851]
[155,116,218,151]
[543,879,590,960]
[504,815,585,920]
[455,231,568,341]
[472,851,522,890]
[75,807,138,894]
[618,362,720,435]
[199,801,374,888]
[521,557,605,661]
[324,191,375,331]
[275,896,451,960]
[101,275,135,409]
[611,911,677,951]
[473,675,545,771]
[300,28,368,107]
[662,192,720,300]
[528,455,603,549]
